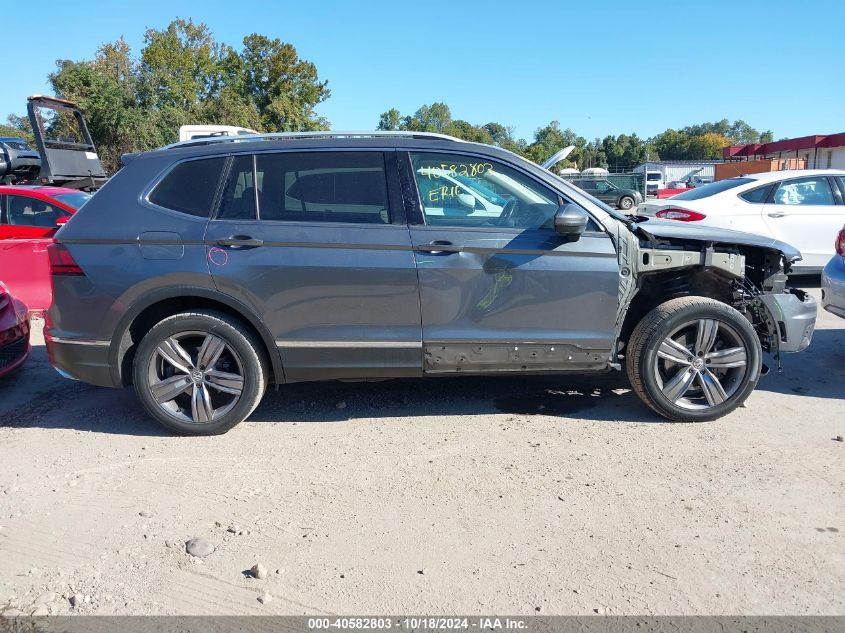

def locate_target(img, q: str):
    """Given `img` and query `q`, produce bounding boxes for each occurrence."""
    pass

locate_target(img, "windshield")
[671,178,754,201]
[53,192,92,209]
[646,173,662,181]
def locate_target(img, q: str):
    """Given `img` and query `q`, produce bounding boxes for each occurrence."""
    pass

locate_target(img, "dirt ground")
[0,284,843,617]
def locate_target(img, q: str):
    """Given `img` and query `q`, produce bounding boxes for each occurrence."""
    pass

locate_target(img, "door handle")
[215,235,264,249]
[767,212,786,218]
[416,240,458,255]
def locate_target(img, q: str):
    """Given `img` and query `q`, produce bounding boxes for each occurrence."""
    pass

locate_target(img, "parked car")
[637,170,845,272]
[0,137,41,184]
[687,175,713,188]
[45,132,815,435]
[0,185,91,311]
[0,281,30,378]
[572,178,643,210]
[821,225,845,319]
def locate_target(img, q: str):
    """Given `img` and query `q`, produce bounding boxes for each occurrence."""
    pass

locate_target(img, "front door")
[205,150,422,382]
[761,175,845,269]
[402,151,619,374]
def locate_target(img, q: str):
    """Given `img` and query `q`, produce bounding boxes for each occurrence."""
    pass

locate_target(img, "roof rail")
[161,130,466,150]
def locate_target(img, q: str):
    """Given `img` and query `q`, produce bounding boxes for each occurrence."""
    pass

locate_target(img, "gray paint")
[47,134,813,389]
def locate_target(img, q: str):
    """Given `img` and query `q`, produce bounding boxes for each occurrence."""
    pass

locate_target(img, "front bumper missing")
[759,290,817,353]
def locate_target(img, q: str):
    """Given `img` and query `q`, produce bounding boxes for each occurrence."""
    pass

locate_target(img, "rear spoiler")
[27,95,107,190]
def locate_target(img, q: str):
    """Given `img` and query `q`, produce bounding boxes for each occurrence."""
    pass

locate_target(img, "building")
[723,133,845,170]
[634,160,721,195]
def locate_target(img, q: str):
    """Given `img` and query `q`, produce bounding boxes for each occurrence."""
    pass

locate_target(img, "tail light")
[47,242,84,276]
[836,229,845,257]
[655,208,707,222]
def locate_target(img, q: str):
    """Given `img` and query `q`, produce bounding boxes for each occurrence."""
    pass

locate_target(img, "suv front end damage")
[614,218,817,368]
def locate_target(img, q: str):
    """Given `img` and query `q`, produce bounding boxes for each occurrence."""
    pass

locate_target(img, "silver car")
[821,226,845,318]
[45,131,817,435]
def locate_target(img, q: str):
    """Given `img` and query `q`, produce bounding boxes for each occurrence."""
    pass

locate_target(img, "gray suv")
[45,132,817,435]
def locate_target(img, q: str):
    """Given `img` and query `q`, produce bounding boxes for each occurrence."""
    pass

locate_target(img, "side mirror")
[56,215,70,228]
[553,203,589,239]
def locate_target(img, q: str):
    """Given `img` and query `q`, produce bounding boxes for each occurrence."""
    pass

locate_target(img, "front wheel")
[618,196,635,210]
[132,310,267,435]
[626,297,762,422]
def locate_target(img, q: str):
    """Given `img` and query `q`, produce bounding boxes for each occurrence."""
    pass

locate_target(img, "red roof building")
[723,133,845,170]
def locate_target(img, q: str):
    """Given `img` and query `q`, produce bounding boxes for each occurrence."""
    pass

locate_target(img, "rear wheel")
[618,195,635,210]
[626,297,761,421]
[132,310,267,435]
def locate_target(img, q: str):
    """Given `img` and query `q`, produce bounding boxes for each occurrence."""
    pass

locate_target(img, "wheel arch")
[618,269,736,353]
[109,287,284,387]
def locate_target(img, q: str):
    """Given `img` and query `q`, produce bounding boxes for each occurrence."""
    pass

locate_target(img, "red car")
[0,185,91,312]
[0,281,30,377]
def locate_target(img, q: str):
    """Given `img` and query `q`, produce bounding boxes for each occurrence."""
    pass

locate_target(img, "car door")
[205,150,422,382]
[0,193,69,310]
[761,176,845,269]
[592,180,616,205]
[401,150,619,374]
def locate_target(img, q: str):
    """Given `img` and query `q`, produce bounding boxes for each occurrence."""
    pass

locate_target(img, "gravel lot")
[0,284,843,616]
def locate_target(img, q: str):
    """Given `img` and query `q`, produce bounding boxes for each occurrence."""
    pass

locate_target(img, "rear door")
[401,151,619,374]
[761,176,845,268]
[0,193,70,310]
[205,150,422,382]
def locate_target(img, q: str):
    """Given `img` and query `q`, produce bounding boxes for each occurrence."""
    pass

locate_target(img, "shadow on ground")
[1,313,841,436]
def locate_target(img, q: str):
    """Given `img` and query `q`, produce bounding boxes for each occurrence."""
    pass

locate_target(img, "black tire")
[626,297,762,422]
[618,196,635,210]
[132,310,267,435]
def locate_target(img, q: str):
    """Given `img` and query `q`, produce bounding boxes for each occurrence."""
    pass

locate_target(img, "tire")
[626,297,762,422]
[132,310,267,435]
[618,196,635,210]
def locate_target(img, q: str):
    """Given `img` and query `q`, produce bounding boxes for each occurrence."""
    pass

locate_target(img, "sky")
[3,0,844,142]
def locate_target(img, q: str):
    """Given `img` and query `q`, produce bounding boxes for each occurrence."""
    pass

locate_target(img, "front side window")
[148,157,226,217]
[7,195,69,227]
[256,152,390,224]
[772,177,835,206]
[594,181,614,193]
[410,152,559,229]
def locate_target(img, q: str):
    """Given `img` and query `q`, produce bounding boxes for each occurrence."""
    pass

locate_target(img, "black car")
[572,178,642,210]
[0,137,41,184]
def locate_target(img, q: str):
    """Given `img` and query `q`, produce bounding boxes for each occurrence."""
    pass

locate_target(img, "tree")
[238,33,330,131]
[10,20,331,173]
[377,108,401,131]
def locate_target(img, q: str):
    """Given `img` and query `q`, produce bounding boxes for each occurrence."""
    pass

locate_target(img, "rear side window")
[256,152,390,224]
[218,155,257,220]
[148,157,225,217]
[739,184,772,203]
[671,178,753,201]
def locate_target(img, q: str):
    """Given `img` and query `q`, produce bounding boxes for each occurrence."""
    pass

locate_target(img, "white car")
[637,169,845,272]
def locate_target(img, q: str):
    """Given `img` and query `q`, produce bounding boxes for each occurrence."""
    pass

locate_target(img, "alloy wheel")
[146,331,245,424]
[653,318,748,410]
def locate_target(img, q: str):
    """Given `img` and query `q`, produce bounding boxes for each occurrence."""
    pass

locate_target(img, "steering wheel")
[497,198,518,227]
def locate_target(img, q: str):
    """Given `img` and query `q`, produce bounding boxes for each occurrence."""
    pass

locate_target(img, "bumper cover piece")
[759,290,816,353]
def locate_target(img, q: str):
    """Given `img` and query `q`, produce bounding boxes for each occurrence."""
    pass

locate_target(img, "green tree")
[15,20,331,174]
[377,108,401,131]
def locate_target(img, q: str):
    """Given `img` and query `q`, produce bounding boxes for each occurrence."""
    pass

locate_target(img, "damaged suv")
[45,132,816,435]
